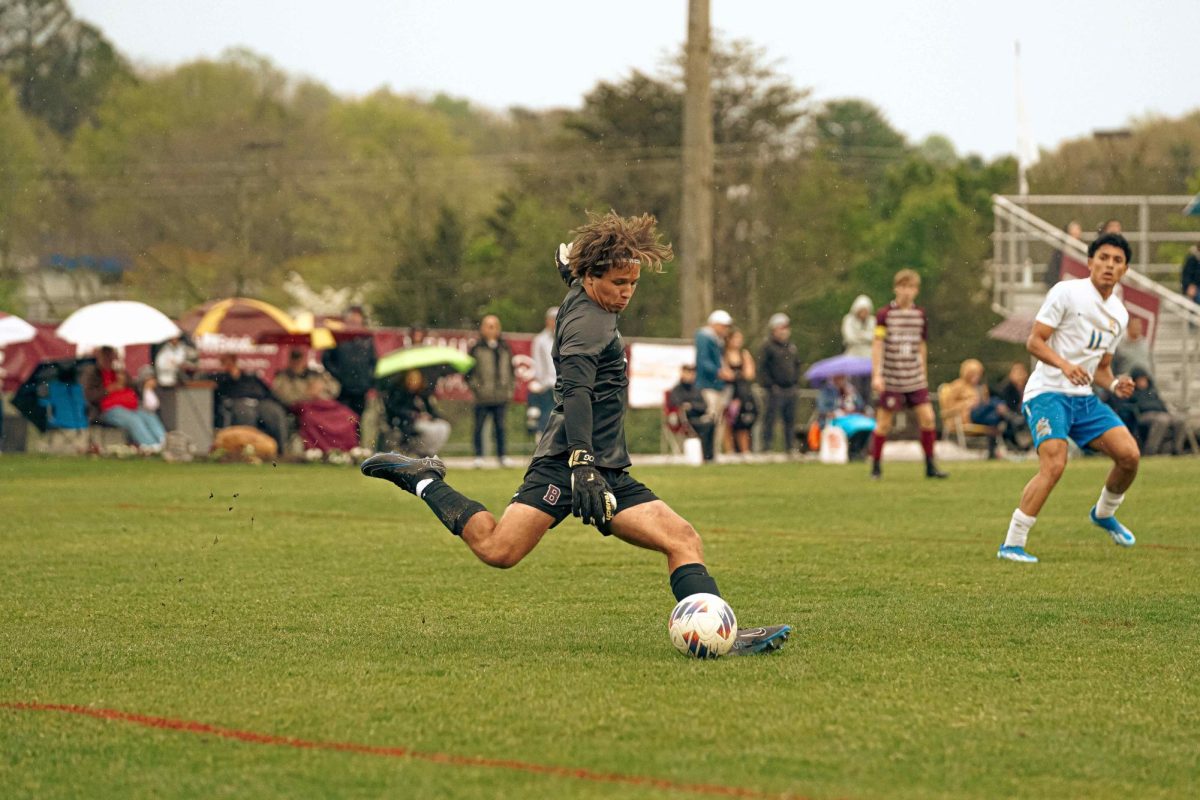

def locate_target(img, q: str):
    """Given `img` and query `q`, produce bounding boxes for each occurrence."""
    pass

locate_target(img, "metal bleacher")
[990,194,1200,423]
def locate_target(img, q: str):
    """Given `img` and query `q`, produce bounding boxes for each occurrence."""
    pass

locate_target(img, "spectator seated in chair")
[992,361,1033,452]
[42,364,89,433]
[380,369,451,457]
[1108,367,1194,456]
[80,345,166,453]
[211,353,290,455]
[816,373,875,460]
[939,359,1020,459]
[666,364,714,461]
[271,348,359,454]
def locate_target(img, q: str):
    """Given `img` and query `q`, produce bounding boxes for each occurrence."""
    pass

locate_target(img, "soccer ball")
[668,593,737,659]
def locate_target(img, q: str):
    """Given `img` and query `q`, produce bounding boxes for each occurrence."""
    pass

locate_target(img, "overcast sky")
[73,0,1199,160]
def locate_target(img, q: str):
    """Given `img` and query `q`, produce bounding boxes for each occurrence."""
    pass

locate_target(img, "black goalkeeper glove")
[555,242,573,286]
[568,449,617,527]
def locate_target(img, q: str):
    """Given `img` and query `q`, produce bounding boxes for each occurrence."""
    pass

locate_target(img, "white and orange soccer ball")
[668,593,738,658]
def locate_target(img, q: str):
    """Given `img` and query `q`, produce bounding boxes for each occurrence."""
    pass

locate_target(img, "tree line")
[2,0,1199,380]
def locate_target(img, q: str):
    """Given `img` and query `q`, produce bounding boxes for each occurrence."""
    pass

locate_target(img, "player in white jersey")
[998,233,1140,563]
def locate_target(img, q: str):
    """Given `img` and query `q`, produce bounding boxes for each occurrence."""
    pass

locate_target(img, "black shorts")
[510,456,659,534]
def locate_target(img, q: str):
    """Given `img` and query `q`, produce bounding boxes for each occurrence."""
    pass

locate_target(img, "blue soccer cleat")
[727,624,791,656]
[1090,507,1136,547]
[997,545,1039,563]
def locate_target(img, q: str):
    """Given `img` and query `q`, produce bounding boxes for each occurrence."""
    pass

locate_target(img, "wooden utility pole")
[679,0,713,336]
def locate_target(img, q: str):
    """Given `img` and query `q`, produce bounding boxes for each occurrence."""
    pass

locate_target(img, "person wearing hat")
[758,312,801,453]
[694,309,735,455]
[667,363,715,461]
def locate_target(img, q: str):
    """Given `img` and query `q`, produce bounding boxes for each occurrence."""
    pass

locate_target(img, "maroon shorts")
[880,388,930,411]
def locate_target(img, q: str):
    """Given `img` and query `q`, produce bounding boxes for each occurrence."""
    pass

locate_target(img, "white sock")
[1095,487,1125,519]
[415,478,434,498]
[1004,509,1037,549]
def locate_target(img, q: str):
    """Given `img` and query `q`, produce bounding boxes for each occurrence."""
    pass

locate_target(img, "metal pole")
[1138,198,1150,272]
[1183,323,1191,411]
[993,209,1004,311]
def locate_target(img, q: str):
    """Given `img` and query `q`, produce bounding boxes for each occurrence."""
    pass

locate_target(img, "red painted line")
[2,702,804,800]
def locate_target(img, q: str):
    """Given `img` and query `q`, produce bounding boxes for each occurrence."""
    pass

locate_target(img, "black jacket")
[1131,384,1169,417]
[667,381,707,423]
[758,337,800,390]
[213,371,275,403]
[1182,248,1200,296]
[322,338,377,396]
[383,387,441,434]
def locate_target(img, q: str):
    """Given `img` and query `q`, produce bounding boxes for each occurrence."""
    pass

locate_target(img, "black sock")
[420,481,487,536]
[670,563,721,601]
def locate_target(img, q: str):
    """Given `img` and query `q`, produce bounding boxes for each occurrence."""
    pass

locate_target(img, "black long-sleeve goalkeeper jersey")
[531,281,630,468]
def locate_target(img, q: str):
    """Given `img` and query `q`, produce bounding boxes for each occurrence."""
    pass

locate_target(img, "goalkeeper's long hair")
[569,211,673,280]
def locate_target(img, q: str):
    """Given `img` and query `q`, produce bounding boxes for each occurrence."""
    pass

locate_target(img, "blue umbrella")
[804,354,873,384]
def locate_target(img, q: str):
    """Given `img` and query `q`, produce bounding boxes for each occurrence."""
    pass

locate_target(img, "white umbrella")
[56,300,181,352]
[0,311,37,347]
[0,309,37,347]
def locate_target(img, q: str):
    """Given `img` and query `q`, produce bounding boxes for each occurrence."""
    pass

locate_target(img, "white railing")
[992,194,1199,280]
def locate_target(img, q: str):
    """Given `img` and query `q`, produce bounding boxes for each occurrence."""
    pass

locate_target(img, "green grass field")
[2,454,1198,799]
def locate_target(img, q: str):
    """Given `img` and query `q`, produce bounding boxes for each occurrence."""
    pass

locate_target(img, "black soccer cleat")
[925,463,949,479]
[727,624,791,656]
[870,462,882,480]
[360,452,446,494]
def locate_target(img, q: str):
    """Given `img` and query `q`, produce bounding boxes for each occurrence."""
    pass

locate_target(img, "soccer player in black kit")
[362,211,789,655]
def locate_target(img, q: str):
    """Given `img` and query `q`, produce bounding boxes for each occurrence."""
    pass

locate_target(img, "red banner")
[3,325,539,405]
[192,328,535,403]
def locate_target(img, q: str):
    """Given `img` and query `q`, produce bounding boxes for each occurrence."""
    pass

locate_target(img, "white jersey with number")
[1024,278,1128,402]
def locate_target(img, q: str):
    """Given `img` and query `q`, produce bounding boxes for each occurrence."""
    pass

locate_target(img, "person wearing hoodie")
[841,295,875,358]
[842,295,876,401]
[1126,368,1187,456]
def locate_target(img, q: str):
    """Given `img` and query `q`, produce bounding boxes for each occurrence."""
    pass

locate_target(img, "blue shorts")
[1022,393,1125,451]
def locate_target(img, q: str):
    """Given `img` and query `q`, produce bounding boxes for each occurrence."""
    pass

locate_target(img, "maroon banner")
[3,324,540,404]
[194,327,535,403]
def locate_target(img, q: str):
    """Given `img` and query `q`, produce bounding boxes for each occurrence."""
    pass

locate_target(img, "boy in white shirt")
[998,233,1140,563]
